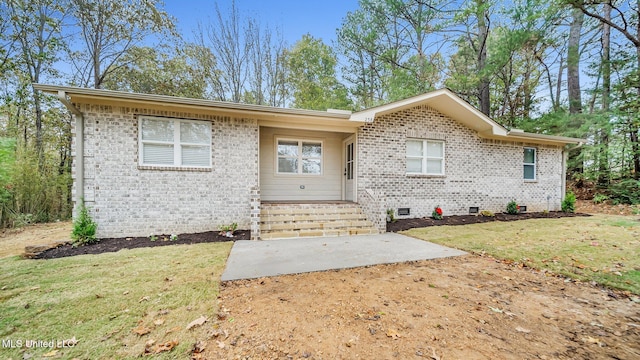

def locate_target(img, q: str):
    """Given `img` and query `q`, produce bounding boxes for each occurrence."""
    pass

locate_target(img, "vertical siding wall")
[73,103,259,238]
[259,127,348,201]
[357,105,563,231]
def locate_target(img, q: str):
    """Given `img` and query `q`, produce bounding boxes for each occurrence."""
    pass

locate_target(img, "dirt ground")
[0,220,71,258]
[203,256,640,360]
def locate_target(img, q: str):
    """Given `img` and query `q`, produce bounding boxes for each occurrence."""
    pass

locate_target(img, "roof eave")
[34,84,356,122]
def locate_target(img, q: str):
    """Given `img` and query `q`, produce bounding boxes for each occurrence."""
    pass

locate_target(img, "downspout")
[562,142,584,200]
[57,91,84,210]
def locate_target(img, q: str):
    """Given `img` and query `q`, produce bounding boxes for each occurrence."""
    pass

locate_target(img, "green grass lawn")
[0,241,232,359]
[404,214,640,294]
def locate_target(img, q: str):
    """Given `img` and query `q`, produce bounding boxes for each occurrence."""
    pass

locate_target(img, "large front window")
[139,117,211,167]
[406,139,445,175]
[277,139,322,175]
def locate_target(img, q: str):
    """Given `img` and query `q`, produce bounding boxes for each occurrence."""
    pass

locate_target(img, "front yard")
[404,214,640,294]
[0,213,638,359]
[0,242,232,359]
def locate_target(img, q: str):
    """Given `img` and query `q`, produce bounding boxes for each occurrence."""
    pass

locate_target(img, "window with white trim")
[406,139,445,175]
[524,147,536,180]
[276,139,322,175]
[139,117,211,167]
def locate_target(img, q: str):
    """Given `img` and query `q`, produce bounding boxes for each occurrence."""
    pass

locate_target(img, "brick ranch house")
[36,84,584,240]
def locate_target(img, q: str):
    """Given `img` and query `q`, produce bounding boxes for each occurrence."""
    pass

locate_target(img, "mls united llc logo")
[2,338,77,348]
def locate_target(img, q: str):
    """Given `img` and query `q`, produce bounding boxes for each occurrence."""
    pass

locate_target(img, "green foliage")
[101,45,209,98]
[592,193,609,204]
[561,192,576,213]
[386,208,396,223]
[506,200,519,215]
[71,201,98,246]
[287,34,351,111]
[0,144,72,229]
[149,235,158,242]
[219,222,238,236]
[0,138,16,227]
[432,205,443,220]
[608,179,640,205]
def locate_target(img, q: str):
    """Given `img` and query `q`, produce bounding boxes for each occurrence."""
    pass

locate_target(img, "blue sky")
[164,0,361,46]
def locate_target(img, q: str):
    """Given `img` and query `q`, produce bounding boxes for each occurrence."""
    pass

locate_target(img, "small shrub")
[149,235,158,242]
[170,234,178,241]
[506,200,519,215]
[561,192,576,213]
[432,205,443,220]
[592,193,608,204]
[386,208,396,223]
[479,210,495,217]
[219,222,238,237]
[71,202,98,246]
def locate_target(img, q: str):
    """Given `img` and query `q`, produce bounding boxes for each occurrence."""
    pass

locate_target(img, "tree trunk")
[566,8,584,178]
[597,3,611,186]
[567,8,583,114]
[477,7,490,116]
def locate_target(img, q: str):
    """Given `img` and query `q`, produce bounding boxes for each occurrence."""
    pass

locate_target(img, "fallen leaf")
[489,307,503,313]
[386,328,400,338]
[153,341,178,354]
[123,291,129,295]
[153,318,165,326]
[582,336,600,344]
[192,340,206,354]
[186,315,208,330]
[139,296,150,302]
[217,340,225,349]
[133,325,151,336]
[165,326,181,334]
[42,350,58,357]
[515,326,531,333]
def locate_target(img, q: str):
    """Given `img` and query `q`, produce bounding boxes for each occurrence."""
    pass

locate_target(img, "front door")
[343,137,355,201]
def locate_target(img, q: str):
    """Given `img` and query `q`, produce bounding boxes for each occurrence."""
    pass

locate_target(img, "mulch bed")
[387,211,591,232]
[35,230,250,260]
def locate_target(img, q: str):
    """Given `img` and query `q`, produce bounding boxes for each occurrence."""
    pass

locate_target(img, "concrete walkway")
[221,233,467,281]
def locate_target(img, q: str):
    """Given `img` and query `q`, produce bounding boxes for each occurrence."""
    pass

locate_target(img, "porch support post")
[250,186,261,240]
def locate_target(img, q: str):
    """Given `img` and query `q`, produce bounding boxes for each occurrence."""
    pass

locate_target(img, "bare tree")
[69,0,176,89]
[7,0,67,165]
[201,0,250,103]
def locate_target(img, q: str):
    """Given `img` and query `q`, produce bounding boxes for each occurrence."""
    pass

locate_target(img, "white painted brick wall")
[73,103,259,238]
[357,105,564,231]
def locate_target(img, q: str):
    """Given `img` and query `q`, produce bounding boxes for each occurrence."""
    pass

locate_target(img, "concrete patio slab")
[221,233,467,281]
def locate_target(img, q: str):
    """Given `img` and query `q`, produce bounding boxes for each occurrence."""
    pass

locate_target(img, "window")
[277,139,322,175]
[140,117,211,167]
[406,139,444,175]
[524,147,536,180]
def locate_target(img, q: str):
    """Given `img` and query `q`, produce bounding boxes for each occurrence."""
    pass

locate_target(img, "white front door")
[343,137,355,201]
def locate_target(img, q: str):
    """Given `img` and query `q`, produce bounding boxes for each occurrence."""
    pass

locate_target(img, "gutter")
[56,91,84,209]
[561,142,585,200]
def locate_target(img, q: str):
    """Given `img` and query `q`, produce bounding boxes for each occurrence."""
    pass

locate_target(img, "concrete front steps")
[260,202,379,240]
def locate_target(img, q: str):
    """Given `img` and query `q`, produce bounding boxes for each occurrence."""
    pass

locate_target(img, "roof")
[351,88,585,146]
[34,84,585,145]
[33,84,362,133]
